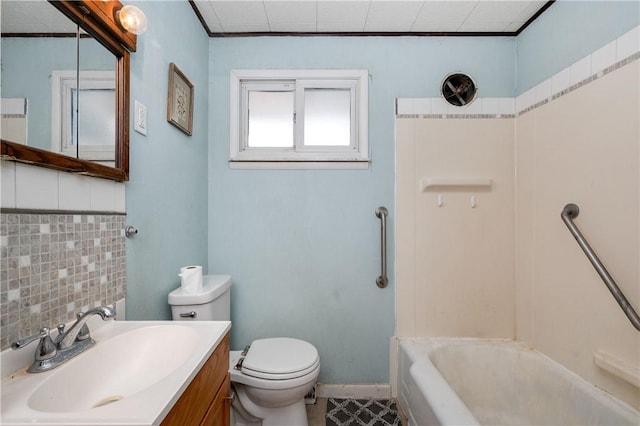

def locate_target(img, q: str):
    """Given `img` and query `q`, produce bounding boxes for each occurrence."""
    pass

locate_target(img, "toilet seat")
[241,338,320,380]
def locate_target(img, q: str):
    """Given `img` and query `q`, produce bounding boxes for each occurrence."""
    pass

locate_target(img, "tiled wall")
[516,25,640,115]
[396,25,639,119]
[395,117,516,339]
[0,212,126,350]
[514,58,639,411]
[1,161,126,212]
[393,24,640,408]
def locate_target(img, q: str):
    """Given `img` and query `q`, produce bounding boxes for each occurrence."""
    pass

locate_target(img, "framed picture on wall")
[167,63,194,135]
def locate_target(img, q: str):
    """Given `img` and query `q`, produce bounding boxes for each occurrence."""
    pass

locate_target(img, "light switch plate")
[134,100,147,135]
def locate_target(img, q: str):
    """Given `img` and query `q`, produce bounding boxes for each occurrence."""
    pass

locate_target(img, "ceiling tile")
[2,0,77,33]
[412,1,477,24]
[317,1,370,32]
[364,1,424,32]
[410,21,463,32]
[211,1,269,31]
[193,0,224,33]
[464,1,532,23]
[221,23,274,32]
[503,22,523,32]
[518,1,549,21]
[265,1,317,31]
[269,22,318,31]
[192,0,550,35]
[458,21,511,32]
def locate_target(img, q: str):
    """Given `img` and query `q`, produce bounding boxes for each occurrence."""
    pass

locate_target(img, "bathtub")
[397,338,640,426]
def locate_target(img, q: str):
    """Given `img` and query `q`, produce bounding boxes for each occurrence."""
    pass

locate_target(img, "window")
[51,70,115,165]
[230,70,368,169]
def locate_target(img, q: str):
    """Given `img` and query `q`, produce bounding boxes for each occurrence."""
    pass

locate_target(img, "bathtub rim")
[397,337,640,426]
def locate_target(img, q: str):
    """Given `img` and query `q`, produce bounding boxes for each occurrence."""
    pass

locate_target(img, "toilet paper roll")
[178,265,203,293]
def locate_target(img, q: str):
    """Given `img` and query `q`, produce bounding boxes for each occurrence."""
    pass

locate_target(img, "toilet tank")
[168,275,231,321]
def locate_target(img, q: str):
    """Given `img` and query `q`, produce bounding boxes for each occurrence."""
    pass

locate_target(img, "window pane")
[73,88,115,146]
[303,88,350,146]
[248,91,293,147]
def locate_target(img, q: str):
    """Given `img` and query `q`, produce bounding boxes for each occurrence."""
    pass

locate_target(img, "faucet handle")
[53,323,66,344]
[12,329,46,350]
[12,328,57,361]
[74,312,91,341]
[33,328,57,361]
[76,323,91,341]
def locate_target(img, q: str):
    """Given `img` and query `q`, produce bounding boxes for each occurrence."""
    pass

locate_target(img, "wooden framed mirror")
[0,0,136,181]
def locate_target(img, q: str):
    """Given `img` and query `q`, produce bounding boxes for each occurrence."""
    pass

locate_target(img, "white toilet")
[168,275,320,426]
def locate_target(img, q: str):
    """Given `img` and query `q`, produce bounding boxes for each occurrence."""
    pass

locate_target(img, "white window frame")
[51,70,115,162]
[230,69,369,169]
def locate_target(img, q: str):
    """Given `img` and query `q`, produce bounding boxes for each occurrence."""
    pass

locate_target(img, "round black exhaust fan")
[441,73,477,106]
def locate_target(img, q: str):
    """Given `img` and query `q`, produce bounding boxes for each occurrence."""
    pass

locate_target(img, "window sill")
[228,160,370,170]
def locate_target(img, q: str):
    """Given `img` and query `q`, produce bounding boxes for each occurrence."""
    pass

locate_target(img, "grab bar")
[561,203,640,331]
[375,206,389,288]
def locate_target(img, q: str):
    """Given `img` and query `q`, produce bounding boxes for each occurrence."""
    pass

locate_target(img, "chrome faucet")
[11,306,116,373]
[56,306,116,350]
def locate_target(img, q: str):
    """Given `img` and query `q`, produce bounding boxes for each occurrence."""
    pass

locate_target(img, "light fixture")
[116,5,148,35]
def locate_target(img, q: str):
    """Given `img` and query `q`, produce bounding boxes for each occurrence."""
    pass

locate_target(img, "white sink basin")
[28,325,199,413]
[1,320,231,425]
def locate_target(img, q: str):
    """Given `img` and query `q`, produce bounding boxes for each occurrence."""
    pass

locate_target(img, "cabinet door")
[201,374,231,426]
[161,333,230,426]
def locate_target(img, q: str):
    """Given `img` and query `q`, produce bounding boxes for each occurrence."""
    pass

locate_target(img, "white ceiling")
[0,1,551,36]
[192,0,551,35]
[1,1,77,34]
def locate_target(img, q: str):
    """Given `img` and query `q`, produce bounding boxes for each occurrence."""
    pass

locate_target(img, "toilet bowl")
[230,338,320,426]
[168,275,320,426]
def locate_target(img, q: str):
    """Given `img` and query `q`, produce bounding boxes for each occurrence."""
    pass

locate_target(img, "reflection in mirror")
[1,0,76,149]
[1,1,117,165]
[73,31,116,166]
[0,0,133,181]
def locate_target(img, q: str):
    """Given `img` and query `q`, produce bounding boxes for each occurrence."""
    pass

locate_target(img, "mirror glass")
[74,32,117,166]
[0,0,129,181]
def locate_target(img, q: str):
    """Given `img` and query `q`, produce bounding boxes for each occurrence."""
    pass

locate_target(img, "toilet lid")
[241,337,319,380]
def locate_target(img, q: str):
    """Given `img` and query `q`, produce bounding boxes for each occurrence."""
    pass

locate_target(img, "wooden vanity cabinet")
[201,374,231,426]
[160,332,230,426]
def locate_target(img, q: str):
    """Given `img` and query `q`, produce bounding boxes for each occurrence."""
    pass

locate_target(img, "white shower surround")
[393,22,640,410]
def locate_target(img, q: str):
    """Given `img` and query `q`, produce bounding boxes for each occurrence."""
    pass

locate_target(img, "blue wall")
[125,1,210,320]
[207,36,515,383]
[121,0,639,386]
[516,0,640,93]
[1,38,113,150]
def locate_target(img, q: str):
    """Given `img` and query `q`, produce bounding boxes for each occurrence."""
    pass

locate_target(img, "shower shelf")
[420,177,492,192]
[594,350,640,388]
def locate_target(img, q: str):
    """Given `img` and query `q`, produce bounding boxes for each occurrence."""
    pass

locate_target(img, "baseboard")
[317,383,392,399]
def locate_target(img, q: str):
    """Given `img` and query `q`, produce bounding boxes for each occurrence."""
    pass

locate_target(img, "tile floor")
[306,398,404,426]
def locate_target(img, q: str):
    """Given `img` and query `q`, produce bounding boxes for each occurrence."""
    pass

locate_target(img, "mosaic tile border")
[397,113,516,119]
[395,97,516,119]
[396,26,640,120]
[0,213,126,350]
[396,52,639,120]
[517,51,640,116]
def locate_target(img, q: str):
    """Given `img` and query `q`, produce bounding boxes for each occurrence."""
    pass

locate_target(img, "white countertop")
[1,320,231,426]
